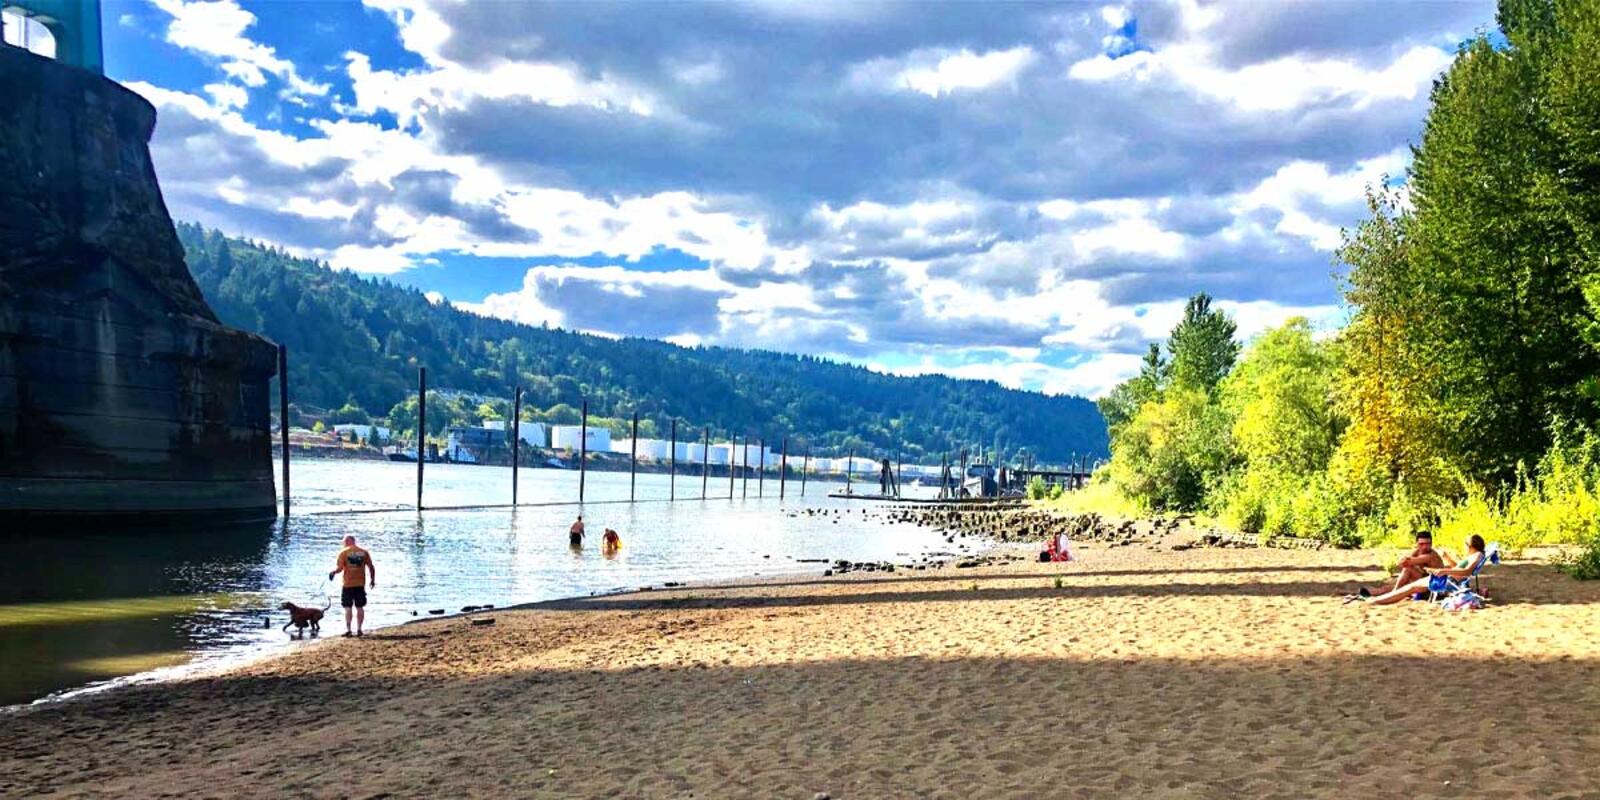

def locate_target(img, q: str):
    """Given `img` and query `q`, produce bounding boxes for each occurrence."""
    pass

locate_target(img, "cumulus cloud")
[150,0,329,100]
[850,45,1037,97]
[123,0,1497,397]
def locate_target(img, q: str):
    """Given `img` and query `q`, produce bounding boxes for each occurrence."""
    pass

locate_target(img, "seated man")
[1385,531,1446,593]
[1360,535,1488,606]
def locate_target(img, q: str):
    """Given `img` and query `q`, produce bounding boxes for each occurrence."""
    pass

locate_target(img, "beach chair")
[1427,542,1500,602]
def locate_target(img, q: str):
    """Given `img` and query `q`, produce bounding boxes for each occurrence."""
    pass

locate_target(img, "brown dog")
[280,599,330,638]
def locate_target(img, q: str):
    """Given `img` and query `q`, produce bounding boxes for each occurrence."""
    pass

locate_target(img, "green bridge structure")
[2,0,101,74]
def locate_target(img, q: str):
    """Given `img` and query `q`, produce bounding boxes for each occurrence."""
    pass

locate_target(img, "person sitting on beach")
[1385,531,1447,592]
[602,528,622,552]
[569,515,585,547]
[1356,535,1487,606]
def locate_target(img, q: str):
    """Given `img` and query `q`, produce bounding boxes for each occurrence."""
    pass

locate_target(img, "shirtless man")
[1391,531,1446,590]
[328,535,376,637]
[569,515,586,547]
[1356,531,1444,599]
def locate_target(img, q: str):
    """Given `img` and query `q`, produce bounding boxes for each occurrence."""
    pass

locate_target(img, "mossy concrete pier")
[0,45,278,521]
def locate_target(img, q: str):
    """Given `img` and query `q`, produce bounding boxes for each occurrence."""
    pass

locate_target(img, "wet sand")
[3,537,1599,799]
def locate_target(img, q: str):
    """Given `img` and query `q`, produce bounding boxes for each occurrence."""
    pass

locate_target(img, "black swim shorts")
[341,586,368,608]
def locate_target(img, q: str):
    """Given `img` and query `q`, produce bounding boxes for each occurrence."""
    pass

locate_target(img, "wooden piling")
[800,450,808,497]
[846,448,853,494]
[758,438,765,498]
[416,366,426,511]
[630,411,639,502]
[579,399,588,505]
[728,435,737,499]
[277,344,289,518]
[511,385,521,506]
[701,427,709,500]
[742,438,750,500]
[670,419,677,501]
[779,437,788,501]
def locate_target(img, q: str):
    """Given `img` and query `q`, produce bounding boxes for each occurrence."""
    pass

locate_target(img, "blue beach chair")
[1427,542,1500,602]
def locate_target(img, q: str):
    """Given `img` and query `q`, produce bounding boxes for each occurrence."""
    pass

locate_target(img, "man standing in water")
[329,535,376,637]
[569,515,586,547]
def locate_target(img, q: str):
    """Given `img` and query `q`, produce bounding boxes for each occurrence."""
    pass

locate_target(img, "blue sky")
[101,0,1496,397]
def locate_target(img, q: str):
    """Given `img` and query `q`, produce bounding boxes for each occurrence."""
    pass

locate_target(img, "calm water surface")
[0,460,959,706]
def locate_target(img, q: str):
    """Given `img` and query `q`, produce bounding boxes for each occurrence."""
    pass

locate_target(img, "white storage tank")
[551,425,611,452]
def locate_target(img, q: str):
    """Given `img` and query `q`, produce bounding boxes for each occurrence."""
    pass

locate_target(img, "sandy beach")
[4,533,1599,799]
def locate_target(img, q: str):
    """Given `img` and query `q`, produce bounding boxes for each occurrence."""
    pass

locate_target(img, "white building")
[707,443,732,465]
[551,425,610,452]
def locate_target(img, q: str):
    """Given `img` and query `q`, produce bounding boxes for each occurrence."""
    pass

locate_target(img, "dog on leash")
[280,599,330,638]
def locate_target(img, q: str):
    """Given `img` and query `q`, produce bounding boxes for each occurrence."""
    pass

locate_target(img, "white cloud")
[343,51,659,130]
[851,46,1036,97]
[202,82,248,110]
[1068,3,1452,113]
[151,0,329,99]
[1233,148,1407,250]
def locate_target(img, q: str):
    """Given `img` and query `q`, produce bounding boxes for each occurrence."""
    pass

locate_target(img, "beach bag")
[1440,591,1483,612]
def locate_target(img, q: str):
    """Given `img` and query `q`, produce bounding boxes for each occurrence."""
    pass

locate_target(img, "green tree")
[1221,319,1342,476]
[1108,388,1232,512]
[1402,3,1600,483]
[1098,343,1165,437]
[1165,293,1239,393]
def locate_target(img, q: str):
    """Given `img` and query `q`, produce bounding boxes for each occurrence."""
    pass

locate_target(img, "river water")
[0,460,958,706]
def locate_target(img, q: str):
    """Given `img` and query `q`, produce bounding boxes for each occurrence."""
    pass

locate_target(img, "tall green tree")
[1333,188,1451,503]
[1403,0,1600,482]
[1165,293,1239,393]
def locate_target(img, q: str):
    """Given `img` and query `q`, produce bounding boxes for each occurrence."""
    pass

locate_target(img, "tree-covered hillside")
[178,224,1107,462]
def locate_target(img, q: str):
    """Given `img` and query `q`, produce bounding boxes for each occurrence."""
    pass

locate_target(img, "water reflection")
[0,461,958,706]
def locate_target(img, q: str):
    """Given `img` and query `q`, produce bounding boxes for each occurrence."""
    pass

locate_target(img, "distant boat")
[387,450,417,463]
[545,457,569,469]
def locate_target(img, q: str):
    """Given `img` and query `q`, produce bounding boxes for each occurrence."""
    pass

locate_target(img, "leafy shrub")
[1555,534,1600,580]
[1026,475,1049,500]
[1109,388,1232,512]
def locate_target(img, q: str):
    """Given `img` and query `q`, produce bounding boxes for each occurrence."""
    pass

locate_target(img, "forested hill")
[177,223,1107,462]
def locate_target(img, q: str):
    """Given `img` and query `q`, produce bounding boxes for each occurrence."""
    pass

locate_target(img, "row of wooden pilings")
[273,349,1098,517]
[276,352,839,516]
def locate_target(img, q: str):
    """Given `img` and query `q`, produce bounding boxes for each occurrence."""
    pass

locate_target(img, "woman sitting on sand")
[1353,535,1487,606]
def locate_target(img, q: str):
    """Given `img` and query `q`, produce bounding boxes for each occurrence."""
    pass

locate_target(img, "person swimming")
[602,528,622,552]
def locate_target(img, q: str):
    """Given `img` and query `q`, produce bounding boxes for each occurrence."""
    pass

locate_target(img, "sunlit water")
[0,460,959,706]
